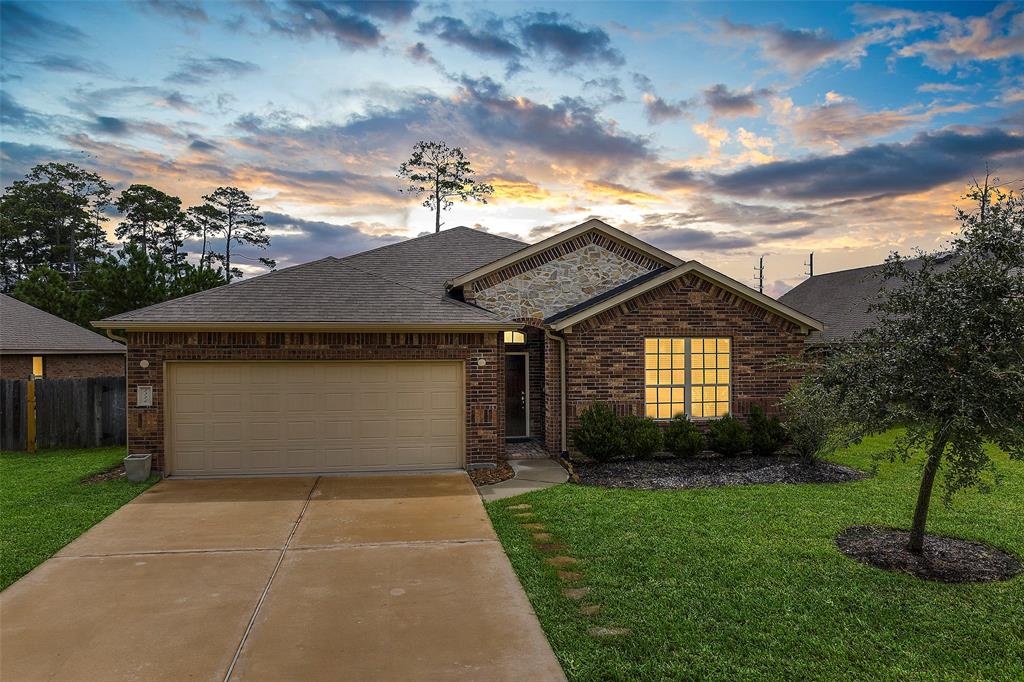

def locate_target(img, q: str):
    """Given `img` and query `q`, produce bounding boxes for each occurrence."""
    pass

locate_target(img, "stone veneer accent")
[474,244,653,321]
[544,273,808,455]
[125,331,504,472]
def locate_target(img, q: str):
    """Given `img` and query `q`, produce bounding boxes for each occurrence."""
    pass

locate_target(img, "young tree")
[184,203,221,270]
[115,184,182,259]
[397,141,494,232]
[824,179,1024,554]
[201,187,273,282]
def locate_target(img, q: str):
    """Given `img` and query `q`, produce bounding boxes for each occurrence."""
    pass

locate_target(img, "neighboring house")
[94,219,822,477]
[778,254,960,344]
[0,294,126,380]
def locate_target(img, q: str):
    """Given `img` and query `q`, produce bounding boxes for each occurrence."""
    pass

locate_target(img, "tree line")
[0,162,274,329]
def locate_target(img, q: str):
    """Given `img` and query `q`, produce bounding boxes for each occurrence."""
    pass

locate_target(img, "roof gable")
[546,261,823,333]
[0,295,125,354]
[449,219,681,290]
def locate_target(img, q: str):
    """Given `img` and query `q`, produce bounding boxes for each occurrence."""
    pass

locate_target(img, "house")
[778,254,959,344]
[0,294,126,380]
[93,219,822,477]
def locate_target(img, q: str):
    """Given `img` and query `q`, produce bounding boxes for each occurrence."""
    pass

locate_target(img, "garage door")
[167,361,463,476]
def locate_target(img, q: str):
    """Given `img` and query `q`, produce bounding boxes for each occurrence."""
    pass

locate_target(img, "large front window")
[644,337,731,419]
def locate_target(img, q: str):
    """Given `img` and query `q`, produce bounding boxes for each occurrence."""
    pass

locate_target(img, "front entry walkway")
[0,474,564,681]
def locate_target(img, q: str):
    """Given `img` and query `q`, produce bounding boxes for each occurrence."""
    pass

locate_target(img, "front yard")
[487,431,1024,680]
[0,447,158,590]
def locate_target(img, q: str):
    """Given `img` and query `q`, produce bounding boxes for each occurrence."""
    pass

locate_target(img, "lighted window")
[32,356,43,378]
[503,331,525,344]
[644,338,730,419]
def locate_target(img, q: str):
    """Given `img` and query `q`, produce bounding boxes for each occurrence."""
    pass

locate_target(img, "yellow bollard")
[26,379,36,453]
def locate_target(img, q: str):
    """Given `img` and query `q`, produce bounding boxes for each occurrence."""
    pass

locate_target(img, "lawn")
[1,446,158,590]
[487,432,1024,681]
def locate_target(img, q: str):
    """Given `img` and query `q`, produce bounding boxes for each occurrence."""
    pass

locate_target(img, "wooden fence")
[0,377,126,451]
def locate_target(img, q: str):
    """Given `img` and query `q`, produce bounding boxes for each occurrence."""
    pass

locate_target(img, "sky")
[2,1,1023,295]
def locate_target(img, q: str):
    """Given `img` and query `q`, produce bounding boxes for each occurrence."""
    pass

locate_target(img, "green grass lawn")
[1,446,158,590]
[487,432,1024,681]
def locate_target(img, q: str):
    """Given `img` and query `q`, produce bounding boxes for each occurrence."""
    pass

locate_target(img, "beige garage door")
[167,361,463,476]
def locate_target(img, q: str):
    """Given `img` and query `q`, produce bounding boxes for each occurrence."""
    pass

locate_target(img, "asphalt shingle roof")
[98,227,528,326]
[1,295,125,354]
[778,255,959,343]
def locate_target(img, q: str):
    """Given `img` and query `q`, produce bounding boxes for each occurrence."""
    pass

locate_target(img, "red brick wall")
[524,328,545,441]
[125,331,504,473]
[0,353,124,379]
[544,334,563,454]
[554,273,807,452]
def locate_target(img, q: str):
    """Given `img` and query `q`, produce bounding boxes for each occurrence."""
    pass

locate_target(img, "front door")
[505,354,528,439]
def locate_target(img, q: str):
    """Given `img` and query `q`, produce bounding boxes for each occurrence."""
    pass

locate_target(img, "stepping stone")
[507,503,532,510]
[536,543,568,553]
[557,571,582,581]
[578,604,601,616]
[546,556,578,567]
[589,627,631,638]
[562,587,590,600]
[513,512,534,518]
[533,532,553,541]
[521,523,545,530]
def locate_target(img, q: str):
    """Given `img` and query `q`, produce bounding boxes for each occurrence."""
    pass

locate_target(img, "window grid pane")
[644,336,685,420]
[690,337,730,419]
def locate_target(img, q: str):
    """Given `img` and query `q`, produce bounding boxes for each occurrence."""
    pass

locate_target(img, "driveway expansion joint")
[289,537,498,551]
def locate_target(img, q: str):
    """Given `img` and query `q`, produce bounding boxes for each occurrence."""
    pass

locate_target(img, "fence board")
[2,377,126,451]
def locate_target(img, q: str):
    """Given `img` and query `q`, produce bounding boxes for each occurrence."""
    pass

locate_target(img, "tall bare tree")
[397,141,494,232]
[201,187,274,282]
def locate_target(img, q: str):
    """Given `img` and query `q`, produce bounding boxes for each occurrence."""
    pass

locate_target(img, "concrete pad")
[231,542,564,681]
[0,551,278,682]
[293,473,495,546]
[511,459,569,484]
[59,477,316,555]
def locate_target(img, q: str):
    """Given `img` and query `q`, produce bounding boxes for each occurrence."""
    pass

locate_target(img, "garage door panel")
[168,361,462,476]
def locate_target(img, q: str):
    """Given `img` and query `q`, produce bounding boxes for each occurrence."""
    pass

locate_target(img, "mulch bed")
[837,525,1022,583]
[470,462,515,487]
[80,464,127,484]
[572,454,868,490]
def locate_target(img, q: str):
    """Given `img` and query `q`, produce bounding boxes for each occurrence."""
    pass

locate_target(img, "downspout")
[105,328,128,344]
[544,329,568,456]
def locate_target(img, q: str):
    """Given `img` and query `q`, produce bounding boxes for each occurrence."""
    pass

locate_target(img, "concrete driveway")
[0,474,564,681]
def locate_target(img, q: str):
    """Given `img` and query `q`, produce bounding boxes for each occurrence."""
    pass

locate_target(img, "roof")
[448,218,682,288]
[0,295,125,354]
[95,227,529,330]
[778,255,960,343]
[546,262,824,332]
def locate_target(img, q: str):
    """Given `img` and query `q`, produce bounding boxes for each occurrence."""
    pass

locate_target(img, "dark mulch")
[470,462,515,487]
[80,464,126,484]
[573,454,868,490]
[837,525,1022,583]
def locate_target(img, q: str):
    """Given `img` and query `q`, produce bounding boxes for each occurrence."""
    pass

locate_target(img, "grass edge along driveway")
[487,431,1024,681]
[1,447,158,590]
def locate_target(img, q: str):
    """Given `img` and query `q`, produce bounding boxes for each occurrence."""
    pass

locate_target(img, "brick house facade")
[97,220,821,476]
[0,353,125,380]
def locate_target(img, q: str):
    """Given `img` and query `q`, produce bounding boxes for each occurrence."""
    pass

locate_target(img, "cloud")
[166,56,261,85]
[1,2,84,53]
[514,11,624,68]
[916,82,970,93]
[334,0,417,23]
[783,96,977,147]
[703,83,773,118]
[642,93,691,124]
[708,127,1024,201]
[716,18,871,75]
[651,167,702,190]
[855,2,1024,72]
[418,15,522,67]
[27,54,113,75]
[634,225,758,251]
[583,180,662,205]
[487,176,554,203]
[140,0,208,24]
[188,138,219,153]
[261,0,385,49]
[405,41,440,67]
[260,211,405,265]
[87,115,185,141]
[692,121,730,154]
[0,92,52,133]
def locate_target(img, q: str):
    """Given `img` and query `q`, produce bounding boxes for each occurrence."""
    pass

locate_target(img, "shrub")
[619,414,664,459]
[780,377,853,465]
[748,404,786,456]
[664,413,706,458]
[706,414,751,456]
[571,401,623,462]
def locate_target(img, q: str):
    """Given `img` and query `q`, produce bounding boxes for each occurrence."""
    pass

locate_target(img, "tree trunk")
[907,432,949,555]
[225,209,233,282]
[434,189,441,233]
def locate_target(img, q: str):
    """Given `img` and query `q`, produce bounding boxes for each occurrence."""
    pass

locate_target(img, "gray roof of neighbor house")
[0,294,126,354]
[778,254,960,343]
[95,227,529,328]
